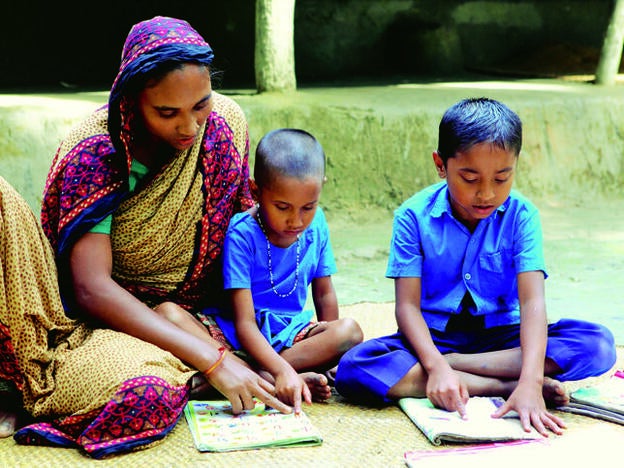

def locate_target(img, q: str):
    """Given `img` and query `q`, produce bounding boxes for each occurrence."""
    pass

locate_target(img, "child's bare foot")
[300,372,332,402]
[324,366,337,387]
[543,377,569,407]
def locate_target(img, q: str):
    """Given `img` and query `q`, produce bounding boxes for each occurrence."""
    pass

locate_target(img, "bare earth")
[329,197,624,345]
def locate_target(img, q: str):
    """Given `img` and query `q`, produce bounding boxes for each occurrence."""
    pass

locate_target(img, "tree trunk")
[596,0,624,85]
[255,0,297,93]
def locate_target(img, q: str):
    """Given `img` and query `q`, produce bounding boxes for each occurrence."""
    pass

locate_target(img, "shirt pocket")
[479,251,503,272]
[477,250,514,298]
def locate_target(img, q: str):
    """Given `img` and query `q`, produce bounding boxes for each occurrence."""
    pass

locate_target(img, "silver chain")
[256,211,301,298]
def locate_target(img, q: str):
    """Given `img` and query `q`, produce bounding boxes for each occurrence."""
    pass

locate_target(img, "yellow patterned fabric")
[43,92,253,311]
[1,176,195,455]
[109,94,248,304]
[0,175,77,411]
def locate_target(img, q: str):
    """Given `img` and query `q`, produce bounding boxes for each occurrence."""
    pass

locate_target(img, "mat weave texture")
[2,303,623,467]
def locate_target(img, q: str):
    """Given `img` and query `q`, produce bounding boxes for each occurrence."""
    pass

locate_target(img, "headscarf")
[42,17,215,257]
[108,16,215,166]
[41,16,252,312]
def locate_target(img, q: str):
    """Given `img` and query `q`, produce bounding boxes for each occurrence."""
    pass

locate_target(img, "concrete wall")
[2,81,623,217]
[2,1,614,89]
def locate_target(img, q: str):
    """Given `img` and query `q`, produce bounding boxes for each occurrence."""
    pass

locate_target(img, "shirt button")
[464,273,472,280]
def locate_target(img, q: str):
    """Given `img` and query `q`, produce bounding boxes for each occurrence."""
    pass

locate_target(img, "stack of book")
[557,370,624,424]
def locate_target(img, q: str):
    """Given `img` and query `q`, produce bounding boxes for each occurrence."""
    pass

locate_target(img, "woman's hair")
[437,97,522,165]
[254,129,326,189]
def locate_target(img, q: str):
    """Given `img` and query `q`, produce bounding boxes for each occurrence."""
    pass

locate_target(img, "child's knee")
[590,324,617,373]
[335,317,364,351]
[554,321,617,380]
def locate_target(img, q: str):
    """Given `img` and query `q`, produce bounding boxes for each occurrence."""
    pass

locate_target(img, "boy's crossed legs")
[280,317,363,386]
[337,318,615,407]
[388,348,568,405]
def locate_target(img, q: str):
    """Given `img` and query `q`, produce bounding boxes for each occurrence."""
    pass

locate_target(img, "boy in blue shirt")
[335,98,616,437]
[157,128,363,414]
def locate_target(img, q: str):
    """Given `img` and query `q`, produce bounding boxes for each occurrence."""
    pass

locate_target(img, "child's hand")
[492,381,566,436]
[426,365,469,419]
[274,367,312,414]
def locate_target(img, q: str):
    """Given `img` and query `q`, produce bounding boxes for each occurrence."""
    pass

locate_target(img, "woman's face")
[138,63,213,152]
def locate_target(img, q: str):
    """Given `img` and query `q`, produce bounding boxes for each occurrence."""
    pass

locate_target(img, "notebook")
[398,396,543,445]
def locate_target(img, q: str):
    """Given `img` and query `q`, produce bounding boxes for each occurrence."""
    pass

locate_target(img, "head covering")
[42,17,215,259]
[108,16,214,158]
[42,16,253,315]
[109,16,213,107]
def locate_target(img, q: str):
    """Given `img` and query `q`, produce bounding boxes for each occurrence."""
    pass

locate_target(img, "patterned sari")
[1,17,253,458]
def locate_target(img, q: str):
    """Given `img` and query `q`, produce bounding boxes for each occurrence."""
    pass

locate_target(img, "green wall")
[2,80,623,218]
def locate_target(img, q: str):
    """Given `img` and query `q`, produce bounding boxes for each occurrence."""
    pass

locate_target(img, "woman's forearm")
[70,232,222,372]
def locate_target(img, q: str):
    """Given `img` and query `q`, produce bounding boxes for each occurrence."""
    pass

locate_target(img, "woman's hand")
[205,352,292,415]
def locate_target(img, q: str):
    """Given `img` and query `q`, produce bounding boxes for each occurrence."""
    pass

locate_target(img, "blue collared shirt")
[386,182,547,331]
[213,207,337,352]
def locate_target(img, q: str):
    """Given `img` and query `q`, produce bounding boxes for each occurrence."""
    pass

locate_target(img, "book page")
[399,397,543,445]
[184,400,322,452]
[569,373,624,414]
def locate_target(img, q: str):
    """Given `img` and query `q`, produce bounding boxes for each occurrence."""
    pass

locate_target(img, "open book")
[184,400,322,452]
[398,396,543,445]
[557,371,624,424]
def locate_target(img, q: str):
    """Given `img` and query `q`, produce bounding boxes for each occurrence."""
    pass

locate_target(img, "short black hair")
[254,128,325,188]
[437,97,522,165]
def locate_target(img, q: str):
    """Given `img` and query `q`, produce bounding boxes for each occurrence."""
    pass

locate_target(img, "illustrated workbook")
[184,400,323,452]
[398,396,543,446]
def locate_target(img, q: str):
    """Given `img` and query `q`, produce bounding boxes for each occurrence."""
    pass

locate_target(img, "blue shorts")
[334,318,616,404]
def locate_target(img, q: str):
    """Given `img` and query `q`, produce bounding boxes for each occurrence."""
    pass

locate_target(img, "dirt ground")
[327,196,624,345]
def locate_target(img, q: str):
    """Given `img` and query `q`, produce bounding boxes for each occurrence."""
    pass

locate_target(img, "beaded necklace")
[256,210,301,298]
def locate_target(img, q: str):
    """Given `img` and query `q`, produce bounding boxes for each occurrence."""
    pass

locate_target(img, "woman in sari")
[0,16,290,458]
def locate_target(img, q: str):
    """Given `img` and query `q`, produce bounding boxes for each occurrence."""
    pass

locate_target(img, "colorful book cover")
[398,396,543,446]
[557,371,624,424]
[184,399,323,452]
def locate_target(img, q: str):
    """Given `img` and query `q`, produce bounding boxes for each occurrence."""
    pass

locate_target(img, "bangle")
[202,346,227,376]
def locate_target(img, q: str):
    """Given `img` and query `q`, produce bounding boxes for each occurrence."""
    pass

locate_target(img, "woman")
[0,16,289,458]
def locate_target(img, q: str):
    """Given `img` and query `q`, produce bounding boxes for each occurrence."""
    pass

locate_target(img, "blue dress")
[213,208,336,352]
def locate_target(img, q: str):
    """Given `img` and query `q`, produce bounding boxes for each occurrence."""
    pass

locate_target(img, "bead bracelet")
[202,346,227,376]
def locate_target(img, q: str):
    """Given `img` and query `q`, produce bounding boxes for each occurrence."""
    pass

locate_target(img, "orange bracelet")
[202,346,227,376]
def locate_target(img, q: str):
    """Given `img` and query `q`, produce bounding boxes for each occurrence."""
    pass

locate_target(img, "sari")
[1,16,253,458]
